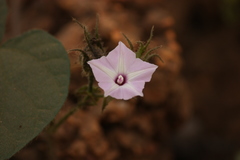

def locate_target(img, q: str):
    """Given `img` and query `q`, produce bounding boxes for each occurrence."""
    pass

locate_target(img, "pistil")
[115,75,126,85]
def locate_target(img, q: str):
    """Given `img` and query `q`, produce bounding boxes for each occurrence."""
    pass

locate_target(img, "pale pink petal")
[127,81,145,96]
[107,83,143,100]
[98,82,118,97]
[127,59,158,82]
[98,82,114,92]
[104,45,119,71]
[88,57,116,82]
[88,41,158,100]
[106,41,136,73]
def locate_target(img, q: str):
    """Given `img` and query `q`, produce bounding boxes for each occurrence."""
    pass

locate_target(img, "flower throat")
[115,74,126,86]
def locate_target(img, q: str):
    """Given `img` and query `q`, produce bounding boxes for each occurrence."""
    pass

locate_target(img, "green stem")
[50,107,78,132]
[88,74,94,93]
[101,96,112,112]
[102,97,107,112]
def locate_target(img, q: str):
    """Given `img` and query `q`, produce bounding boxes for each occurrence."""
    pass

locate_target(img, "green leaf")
[0,30,70,160]
[122,33,134,51]
[0,0,7,42]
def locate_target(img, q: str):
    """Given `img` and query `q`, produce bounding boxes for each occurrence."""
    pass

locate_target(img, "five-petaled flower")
[87,41,158,100]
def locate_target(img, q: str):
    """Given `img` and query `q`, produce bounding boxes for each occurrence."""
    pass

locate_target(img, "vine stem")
[50,107,78,132]
[88,74,94,93]
[50,75,99,132]
[50,95,89,132]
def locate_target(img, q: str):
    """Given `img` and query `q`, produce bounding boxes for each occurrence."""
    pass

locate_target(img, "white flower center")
[115,74,125,85]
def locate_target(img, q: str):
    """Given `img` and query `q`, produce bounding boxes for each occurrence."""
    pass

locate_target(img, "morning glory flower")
[87,41,158,100]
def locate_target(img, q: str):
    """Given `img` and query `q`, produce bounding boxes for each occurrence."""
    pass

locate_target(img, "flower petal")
[105,83,143,100]
[127,81,145,96]
[88,56,116,82]
[106,41,137,73]
[88,41,158,100]
[98,81,118,96]
[128,59,158,82]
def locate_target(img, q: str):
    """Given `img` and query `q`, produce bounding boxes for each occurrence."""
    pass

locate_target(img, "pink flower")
[87,41,158,100]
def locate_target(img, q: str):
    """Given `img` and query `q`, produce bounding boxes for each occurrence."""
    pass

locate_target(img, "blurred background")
[4,0,240,160]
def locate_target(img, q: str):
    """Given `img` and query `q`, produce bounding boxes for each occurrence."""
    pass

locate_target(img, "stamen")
[115,75,125,85]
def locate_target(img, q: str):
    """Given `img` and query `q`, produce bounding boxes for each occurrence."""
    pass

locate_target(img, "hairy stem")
[88,74,94,93]
[50,107,78,132]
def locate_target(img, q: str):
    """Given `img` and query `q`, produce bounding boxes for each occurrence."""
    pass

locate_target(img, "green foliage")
[102,96,113,112]
[136,26,155,58]
[71,17,106,76]
[123,26,164,63]
[122,33,134,50]
[0,30,70,160]
[0,0,7,42]
[221,0,240,24]
[76,85,103,109]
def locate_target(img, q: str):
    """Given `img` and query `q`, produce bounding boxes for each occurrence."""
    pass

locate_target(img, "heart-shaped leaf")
[0,0,7,41]
[0,30,70,160]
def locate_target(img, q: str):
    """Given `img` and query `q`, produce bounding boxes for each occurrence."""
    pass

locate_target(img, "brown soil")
[5,0,240,160]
